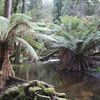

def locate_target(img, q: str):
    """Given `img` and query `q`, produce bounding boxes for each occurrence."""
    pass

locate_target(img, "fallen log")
[0,80,68,100]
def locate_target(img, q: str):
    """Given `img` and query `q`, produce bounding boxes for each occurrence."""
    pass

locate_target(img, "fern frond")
[15,37,39,60]
[0,16,9,40]
[30,30,57,42]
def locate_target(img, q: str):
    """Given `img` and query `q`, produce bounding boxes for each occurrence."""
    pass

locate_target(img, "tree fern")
[0,13,57,88]
[52,16,100,71]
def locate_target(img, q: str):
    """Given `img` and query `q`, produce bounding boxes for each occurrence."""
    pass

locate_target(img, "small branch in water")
[6,76,28,86]
[39,49,59,61]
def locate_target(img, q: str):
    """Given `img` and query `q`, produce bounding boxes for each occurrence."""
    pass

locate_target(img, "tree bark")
[13,0,20,13]
[4,0,12,18]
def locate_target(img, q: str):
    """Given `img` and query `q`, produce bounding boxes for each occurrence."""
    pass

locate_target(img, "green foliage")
[52,16,100,71]
[0,13,57,62]
[0,13,38,60]
[53,16,99,53]
[15,37,39,60]
[96,67,100,72]
[0,0,4,16]
[61,16,85,31]
[0,16,10,40]
[23,35,44,49]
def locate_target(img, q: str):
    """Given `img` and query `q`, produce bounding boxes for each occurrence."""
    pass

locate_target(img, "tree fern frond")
[0,16,9,40]
[79,32,100,54]
[10,13,32,24]
[23,35,44,49]
[52,35,74,50]
[29,30,57,42]
[29,22,51,33]
[15,37,39,60]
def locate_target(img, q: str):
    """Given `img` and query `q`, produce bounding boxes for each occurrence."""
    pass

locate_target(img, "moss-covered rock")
[0,80,68,100]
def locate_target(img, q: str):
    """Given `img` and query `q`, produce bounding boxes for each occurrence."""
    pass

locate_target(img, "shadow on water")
[16,59,100,100]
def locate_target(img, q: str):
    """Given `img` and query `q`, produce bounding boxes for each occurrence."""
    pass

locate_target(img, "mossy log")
[0,80,68,100]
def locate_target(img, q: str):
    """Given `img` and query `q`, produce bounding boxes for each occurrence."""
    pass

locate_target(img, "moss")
[44,87,55,94]
[29,87,42,93]
[0,80,68,100]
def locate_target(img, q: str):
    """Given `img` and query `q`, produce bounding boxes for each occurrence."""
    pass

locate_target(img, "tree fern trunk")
[0,52,15,89]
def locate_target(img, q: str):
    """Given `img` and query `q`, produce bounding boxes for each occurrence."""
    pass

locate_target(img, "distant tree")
[53,0,62,23]
[29,0,38,10]
[61,0,100,17]
[21,0,26,13]
[4,0,12,18]
[27,0,43,21]
[95,2,100,16]
[12,0,20,13]
[42,0,53,22]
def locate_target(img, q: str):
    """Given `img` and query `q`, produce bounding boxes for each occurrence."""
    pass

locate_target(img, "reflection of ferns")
[53,16,100,71]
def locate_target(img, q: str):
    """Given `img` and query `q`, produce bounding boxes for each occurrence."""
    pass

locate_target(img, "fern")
[52,16,100,71]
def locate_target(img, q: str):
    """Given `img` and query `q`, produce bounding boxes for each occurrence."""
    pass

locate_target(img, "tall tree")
[27,0,43,21]
[4,0,12,18]
[61,0,100,17]
[12,0,20,13]
[53,0,62,23]
[21,0,26,13]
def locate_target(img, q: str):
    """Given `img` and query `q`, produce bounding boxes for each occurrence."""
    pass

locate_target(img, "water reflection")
[16,60,100,100]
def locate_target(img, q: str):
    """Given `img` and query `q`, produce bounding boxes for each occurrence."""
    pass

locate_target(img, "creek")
[16,59,100,100]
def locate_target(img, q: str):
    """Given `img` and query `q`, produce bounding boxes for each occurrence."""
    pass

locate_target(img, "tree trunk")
[21,0,26,13]
[53,0,62,23]
[0,52,15,90]
[13,0,20,13]
[4,0,12,18]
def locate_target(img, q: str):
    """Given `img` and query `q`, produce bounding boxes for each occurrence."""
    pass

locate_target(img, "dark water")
[16,60,100,100]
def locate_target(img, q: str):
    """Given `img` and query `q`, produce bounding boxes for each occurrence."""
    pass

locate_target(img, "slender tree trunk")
[21,0,25,13]
[53,0,62,23]
[4,0,12,18]
[13,0,20,13]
